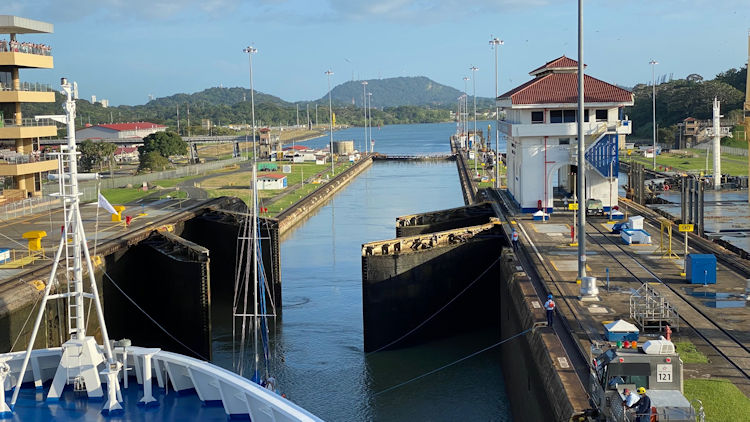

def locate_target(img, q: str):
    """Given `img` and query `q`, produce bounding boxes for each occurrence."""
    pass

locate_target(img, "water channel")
[214,122,512,421]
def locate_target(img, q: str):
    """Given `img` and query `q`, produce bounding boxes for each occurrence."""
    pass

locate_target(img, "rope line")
[366,256,501,355]
[9,291,42,352]
[102,271,209,360]
[374,328,533,396]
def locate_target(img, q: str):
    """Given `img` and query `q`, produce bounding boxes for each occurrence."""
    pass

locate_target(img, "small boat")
[0,80,322,421]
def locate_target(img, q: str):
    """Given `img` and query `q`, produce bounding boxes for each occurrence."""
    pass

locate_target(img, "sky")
[5,0,749,106]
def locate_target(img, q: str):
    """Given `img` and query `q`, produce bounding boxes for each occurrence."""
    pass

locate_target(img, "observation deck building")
[0,15,58,200]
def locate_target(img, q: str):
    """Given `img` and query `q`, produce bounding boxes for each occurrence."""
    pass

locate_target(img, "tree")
[139,131,187,158]
[715,65,747,95]
[138,151,170,172]
[79,139,116,172]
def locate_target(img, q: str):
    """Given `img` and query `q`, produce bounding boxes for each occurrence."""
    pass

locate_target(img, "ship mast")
[9,79,121,414]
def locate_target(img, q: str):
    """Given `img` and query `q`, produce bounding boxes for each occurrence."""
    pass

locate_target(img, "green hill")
[319,76,495,108]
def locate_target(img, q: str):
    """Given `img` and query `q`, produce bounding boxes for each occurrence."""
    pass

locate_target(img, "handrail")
[1,117,57,128]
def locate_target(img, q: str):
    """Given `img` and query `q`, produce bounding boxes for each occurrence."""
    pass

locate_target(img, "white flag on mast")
[98,192,118,215]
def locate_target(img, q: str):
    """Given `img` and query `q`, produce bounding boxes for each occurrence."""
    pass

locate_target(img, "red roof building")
[497,56,633,214]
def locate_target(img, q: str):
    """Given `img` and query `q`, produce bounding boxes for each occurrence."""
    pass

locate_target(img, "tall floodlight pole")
[362,81,368,153]
[470,66,479,176]
[650,59,658,170]
[463,77,470,140]
[243,46,258,161]
[490,37,504,188]
[326,70,335,174]
[576,0,587,280]
[368,92,373,152]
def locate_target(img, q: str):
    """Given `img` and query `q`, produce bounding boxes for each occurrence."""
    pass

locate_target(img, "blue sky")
[6,0,749,106]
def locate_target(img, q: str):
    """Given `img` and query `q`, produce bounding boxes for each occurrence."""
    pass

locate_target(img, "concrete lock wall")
[497,248,577,421]
[396,202,495,238]
[362,226,502,352]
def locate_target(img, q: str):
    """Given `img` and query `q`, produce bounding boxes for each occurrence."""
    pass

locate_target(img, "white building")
[498,56,633,213]
[76,122,167,140]
[256,173,287,190]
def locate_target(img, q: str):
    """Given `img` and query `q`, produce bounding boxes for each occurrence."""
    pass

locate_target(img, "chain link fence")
[41,157,245,202]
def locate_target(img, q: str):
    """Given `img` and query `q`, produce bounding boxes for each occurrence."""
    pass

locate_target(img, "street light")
[489,36,504,189]
[650,59,659,170]
[361,81,368,154]
[470,65,479,176]
[326,69,335,175]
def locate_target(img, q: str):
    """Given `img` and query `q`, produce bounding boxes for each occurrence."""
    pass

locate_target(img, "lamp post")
[368,92,373,152]
[650,59,659,170]
[463,76,470,141]
[470,65,479,176]
[361,81,368,154]
[326,69,335,175]
[576,0,587,281]
[489,37,504,189]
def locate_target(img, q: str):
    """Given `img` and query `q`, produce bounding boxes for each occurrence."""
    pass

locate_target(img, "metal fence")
[692,143,748,156]
[0,196,62,222]
[42,157,246,202]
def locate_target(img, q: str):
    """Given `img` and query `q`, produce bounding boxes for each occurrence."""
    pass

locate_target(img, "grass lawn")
[683,378,750,421]
[674,340,709,364]
[622,151,748,176]
[100,187,154,204]
[203,161,354,215]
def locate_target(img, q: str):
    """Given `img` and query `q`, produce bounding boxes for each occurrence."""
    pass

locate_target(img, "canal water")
[214,122,512,421]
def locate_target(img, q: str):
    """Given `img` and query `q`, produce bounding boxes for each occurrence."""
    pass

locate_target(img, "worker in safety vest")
[511,229,519,250]
[544,294,555,327]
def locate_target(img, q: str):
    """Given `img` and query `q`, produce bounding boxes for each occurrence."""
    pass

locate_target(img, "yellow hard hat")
[637,387,646,394]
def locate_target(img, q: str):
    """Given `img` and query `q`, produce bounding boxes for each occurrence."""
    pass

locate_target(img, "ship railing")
[0,346,323,421]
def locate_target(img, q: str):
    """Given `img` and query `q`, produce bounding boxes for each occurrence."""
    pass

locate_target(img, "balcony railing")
[0,150,56,165]
[0,40,52,56]
[0,82,53,92]
[0,117,57,128]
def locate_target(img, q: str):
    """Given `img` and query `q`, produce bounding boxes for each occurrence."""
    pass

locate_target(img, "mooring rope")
[373,327,533,396]
[102,271,209,360]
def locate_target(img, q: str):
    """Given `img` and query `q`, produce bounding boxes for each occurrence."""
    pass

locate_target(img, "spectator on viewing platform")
[544,294,555,327]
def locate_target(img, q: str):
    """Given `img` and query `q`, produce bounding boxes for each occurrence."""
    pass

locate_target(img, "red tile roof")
[528,55,583,75]
[499,73,633,105]
[97,122,166,131]
[259,173,286,180]
[283,145,307,151]
[115,146,138,154]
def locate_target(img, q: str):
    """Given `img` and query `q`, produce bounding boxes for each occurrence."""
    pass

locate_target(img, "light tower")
[362,81,368,153]
[489,36,504,189]
[326,69,335,174]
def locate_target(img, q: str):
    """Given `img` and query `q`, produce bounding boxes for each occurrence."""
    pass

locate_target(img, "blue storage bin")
[686,254,716,284]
